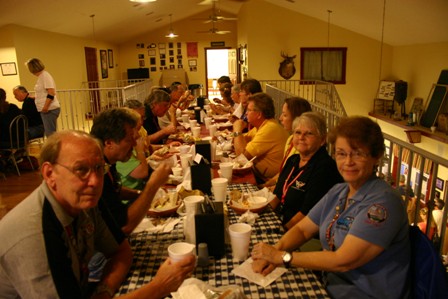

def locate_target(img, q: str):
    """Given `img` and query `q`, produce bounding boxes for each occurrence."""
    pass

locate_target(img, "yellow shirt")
[245,119,289,180]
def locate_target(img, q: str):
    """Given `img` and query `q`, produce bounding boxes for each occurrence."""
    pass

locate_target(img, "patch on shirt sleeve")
[366,204,387,223]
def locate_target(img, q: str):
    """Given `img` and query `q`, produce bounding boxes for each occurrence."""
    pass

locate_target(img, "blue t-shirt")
[308,176,410,298]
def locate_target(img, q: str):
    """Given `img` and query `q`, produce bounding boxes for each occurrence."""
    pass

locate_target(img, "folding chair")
[0,115,34,176]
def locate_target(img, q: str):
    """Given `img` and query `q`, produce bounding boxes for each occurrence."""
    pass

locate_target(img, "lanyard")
[281,166,304,204]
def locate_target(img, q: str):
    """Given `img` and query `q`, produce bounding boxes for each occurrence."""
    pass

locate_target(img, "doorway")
[205,48,237,99]
[84,47,100,114]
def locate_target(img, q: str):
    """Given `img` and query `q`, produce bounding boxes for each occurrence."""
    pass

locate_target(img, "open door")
[205,48,237,99]
[84,47,100,115]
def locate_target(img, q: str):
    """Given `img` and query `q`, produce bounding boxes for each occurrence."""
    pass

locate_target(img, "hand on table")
[251,242,280,276]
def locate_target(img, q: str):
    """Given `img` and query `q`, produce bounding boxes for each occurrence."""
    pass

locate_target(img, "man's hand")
[163,124,177,135]
[233,119,246,133]
[147,162,170,186]
[151,255,196,297]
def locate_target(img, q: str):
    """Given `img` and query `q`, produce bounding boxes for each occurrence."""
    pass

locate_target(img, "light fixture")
[129,0,157,3]
[165,14,178,38]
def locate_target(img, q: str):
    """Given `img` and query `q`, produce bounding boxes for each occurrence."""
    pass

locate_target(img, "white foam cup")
[204,117,212,129]
[168,242,196,263]
[180,153,193,170]
[211,177,228,202]
[178,144,190,154]
[228,223,252,261]
[192,126,201,138]
[219,162,233,183]
[171,166,182,176]
[209,124,217,137]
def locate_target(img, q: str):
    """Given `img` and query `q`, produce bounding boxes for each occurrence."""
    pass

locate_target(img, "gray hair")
[144,89,171,107]
[13,85,28,93]
[124,99,143,109]
[292,112,327,137]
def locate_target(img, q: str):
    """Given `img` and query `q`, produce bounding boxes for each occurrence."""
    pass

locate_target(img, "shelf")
[369,112,448,144]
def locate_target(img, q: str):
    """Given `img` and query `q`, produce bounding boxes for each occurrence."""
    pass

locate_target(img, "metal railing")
[34,80,153,132]
[264,79,448,255]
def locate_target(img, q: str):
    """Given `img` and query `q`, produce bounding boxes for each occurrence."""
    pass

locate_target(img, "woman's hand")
[251,242,280,276]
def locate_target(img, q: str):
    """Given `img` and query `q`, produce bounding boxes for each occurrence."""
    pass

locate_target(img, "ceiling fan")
[197,22,231,34]
[195,1,237,23]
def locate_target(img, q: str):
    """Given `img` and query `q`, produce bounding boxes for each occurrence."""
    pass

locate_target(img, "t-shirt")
[307,177,410,298]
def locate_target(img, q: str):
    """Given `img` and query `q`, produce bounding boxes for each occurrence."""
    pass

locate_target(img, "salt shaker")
[197,243,209,267]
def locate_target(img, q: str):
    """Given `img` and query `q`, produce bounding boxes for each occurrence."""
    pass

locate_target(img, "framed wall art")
[100,50,108,79]
[108,49,114,68]
[1,62,17,76]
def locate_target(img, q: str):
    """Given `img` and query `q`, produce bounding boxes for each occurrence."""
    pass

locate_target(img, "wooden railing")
[263,79,448,255]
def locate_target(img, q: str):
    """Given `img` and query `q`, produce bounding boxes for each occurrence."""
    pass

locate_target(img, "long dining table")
[117,181,330,298]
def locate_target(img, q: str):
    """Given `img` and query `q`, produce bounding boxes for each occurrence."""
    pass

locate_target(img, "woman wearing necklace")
[270,112,343,230]
[251,116,410,299]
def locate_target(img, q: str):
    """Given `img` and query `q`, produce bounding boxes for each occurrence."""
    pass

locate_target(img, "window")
[300,47,347,84]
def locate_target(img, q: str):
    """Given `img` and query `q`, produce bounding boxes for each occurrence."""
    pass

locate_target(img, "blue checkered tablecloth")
[117,183,329,298]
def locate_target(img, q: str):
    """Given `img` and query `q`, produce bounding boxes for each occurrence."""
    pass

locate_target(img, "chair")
[0,115,34,176]
[409,225,448,298]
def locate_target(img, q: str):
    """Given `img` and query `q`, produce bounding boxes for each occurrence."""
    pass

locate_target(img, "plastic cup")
[228,223,252,261]
[204,117,212,129]
[180,154,193,170]
[189,119,198,127]
[168,242,196,263]
[219,162,233,183]
[192,126,201,138]
[171,166,182,176]
[178,144,190,154]
[209,124,217,137]
[183,195,204,213]
[212,177,228,202]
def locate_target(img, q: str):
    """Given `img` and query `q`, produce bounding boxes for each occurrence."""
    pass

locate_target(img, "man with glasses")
[233,92,289,184]
[231,79,262,131]
[91,108,171,235]
[0,130,195,298]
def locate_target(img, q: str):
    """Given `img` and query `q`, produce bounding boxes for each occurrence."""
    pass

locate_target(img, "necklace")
[325,197,350,251]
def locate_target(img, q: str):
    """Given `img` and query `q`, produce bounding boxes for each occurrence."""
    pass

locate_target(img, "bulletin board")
[376,81,395,100]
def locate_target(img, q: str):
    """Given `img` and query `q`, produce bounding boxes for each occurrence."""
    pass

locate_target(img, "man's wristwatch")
[232,131,243,137]
[282,251,293,268]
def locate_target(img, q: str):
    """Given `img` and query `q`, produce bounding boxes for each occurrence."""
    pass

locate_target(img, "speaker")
[437,70,448,85]
[394,80,408,104]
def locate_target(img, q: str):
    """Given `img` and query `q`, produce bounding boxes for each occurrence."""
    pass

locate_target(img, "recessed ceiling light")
[129,0,157,3]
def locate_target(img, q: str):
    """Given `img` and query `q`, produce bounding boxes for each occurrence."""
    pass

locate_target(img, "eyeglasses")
[294,130,317,138]
[246,108,259,113]
[335,150,370,161]
[54,162,109,180]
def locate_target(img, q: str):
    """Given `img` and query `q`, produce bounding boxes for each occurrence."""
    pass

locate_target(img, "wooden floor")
[0,143,42,220]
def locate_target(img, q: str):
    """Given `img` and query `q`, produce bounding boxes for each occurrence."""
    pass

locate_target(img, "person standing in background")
[25,58,60,137]
[13,85,44,139]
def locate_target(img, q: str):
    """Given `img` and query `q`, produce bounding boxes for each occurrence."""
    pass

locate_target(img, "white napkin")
[232,258,288,288]
[176,168,192,191]
[132,217,181,234]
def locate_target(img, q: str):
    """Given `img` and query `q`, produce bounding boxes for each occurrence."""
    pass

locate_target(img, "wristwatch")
[231,131,243,137]
[282,251,293,268]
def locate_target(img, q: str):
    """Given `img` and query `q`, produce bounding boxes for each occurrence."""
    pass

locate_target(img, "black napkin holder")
[190,158,212,195]
[195,201,225,258]
[195,140,211,164]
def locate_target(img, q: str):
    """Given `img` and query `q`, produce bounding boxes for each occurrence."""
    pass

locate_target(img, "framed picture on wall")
[100,50,108,79]
[0,62,17,76]
[108,49,114,68]
[436,177,444,190]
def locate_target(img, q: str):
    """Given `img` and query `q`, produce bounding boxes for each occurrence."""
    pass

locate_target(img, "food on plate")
[153,145,170,156]
[150,191,179,210]
[228,190,242,202]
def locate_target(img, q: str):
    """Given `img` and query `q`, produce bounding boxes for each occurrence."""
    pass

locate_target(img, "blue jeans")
[41,108,60,137]
[28,124,45,140]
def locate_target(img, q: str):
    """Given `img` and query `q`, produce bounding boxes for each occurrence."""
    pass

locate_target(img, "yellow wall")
[117,10,237,89]
[0,24,119,107]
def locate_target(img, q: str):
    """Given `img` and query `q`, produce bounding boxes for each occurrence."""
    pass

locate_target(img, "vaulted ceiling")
[1,0,447,46]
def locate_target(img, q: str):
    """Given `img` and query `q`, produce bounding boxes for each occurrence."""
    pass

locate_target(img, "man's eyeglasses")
[54,163,109,180]
[335,150,370,162]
